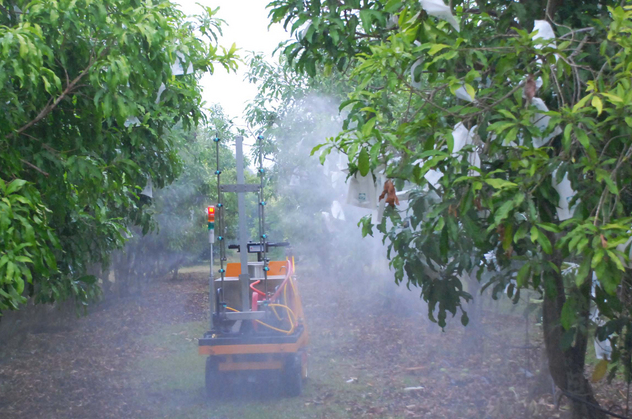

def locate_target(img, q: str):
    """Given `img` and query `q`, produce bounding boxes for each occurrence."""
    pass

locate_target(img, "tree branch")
[20,159,49,177]
[9,52,101,139]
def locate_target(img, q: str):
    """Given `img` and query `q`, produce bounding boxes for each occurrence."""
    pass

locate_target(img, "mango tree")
[268,0,632,417]
[0,0,237,313]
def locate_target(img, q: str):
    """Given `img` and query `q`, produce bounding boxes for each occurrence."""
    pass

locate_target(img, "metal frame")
[209,135,267,323]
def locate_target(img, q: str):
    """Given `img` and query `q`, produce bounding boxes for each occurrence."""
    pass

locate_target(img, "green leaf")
[385,0,403,13]
[572,94,592,113]
[592,249,605,269]
[504,127,519,144]
[464,83,476,100]
[576,129,591,151]
[6,180,27,195]
[601,92,623,103]
[310,143,325,156]
[359,10,373,33]
[460,311,469,326]
[536,233,553,254]
[358,148,370,177]
[516,263,531,287]
[591,96,603,115]
[361,117,376,137]
[497,109,517,120]
[514,223,529,243]
[537,223,560,233]
[562,124,573,152]
[484,178,517,189]
[576,258,591,286]
[428,44,450,56]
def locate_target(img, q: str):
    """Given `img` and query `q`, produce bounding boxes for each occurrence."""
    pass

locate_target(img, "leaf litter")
[0,268,629,418]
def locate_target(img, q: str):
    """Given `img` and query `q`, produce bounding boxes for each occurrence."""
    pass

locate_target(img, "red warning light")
[207,206,215,222]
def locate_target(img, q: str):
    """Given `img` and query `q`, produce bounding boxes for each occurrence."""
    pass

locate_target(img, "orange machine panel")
[267,260,288,276]
[225,263,241,277]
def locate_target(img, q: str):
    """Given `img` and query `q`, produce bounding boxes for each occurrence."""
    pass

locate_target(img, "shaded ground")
[0,265,629,418]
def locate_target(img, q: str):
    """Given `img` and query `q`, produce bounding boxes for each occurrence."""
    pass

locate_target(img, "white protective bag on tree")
[552,169,578,221]
[171,51,194,76]
[417,123,481,189]
[424,169,444,188]
[154,52,195,104]
[594,336,613,361]
[452,122,470,153]
[411,58,424,89]
[452,123,481,176]
[455,85,475,102]
[420,0,460,32]
[411,41,423,89]
[533,20,556,47]
[346,172,377,209]
[531,20,557,88]
[531,98,562,148]
[331,200,346,221]
[140,176,153,198]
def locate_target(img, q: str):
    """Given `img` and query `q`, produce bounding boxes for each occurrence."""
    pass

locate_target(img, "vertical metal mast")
[209,218,214,331]
[235,136,251,311]
[215,136,226,319]
[257,135,269,297]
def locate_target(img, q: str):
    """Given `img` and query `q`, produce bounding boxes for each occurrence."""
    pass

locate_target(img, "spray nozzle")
[215,170,221,175]
[213,137,220,142]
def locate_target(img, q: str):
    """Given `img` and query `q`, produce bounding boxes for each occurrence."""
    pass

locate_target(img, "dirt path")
[0,266,627,418]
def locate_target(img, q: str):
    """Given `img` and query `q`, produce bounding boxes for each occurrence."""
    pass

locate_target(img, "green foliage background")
[267,0,632,415]
[0,0,237,312]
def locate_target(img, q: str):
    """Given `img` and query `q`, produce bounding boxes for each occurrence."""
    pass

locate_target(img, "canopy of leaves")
[0,0,237,313]
[269,0,632,389]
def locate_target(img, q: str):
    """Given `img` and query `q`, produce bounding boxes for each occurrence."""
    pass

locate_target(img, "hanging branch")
[8,50,103,140]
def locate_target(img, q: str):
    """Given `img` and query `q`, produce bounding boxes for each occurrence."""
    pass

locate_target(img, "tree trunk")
[542,240,606,419]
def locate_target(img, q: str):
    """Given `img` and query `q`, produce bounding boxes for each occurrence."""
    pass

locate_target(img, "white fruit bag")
[420,0,460,32]
[346,173,377,209]
[531,98,562,148]
[552,169,578,221]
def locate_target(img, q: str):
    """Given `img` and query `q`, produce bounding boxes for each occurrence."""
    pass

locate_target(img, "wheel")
[205,357,223,399]
[283,354,303,397]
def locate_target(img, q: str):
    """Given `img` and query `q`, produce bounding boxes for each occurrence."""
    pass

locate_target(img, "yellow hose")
[222,259,301,336]
[225,306,295,335]
[271,305,282,321]
[269,303,297,333]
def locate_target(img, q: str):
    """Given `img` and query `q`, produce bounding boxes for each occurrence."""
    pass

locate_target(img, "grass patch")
[131,321,386,419]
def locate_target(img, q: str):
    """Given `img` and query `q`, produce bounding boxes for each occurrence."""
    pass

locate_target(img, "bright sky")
[175,0,291,131]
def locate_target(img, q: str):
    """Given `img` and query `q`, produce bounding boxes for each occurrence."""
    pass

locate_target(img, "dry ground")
[0,265,628,419]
